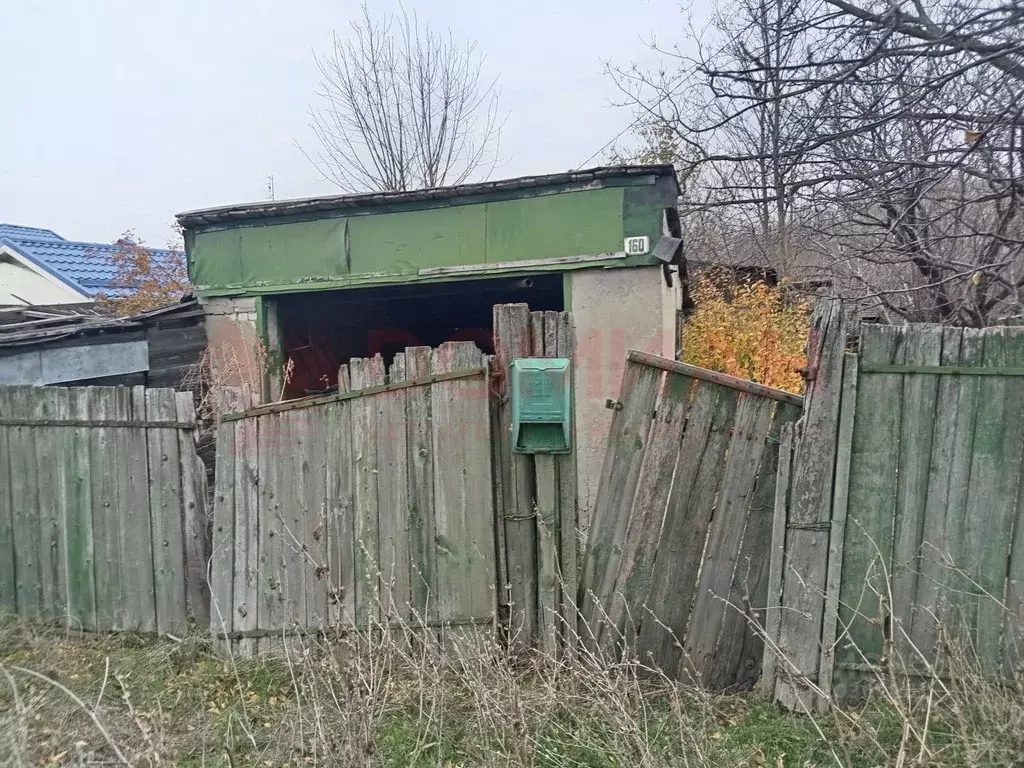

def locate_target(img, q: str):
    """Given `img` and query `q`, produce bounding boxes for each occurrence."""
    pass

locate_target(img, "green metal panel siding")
[485,188,623,263]
[190,218,347,290]
[188,182,670,296]
[348,203,487,275]
[622,185,667,248]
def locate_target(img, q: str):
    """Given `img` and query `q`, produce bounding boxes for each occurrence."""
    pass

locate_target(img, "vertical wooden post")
[775,299,846,712]
[493,304,537,647]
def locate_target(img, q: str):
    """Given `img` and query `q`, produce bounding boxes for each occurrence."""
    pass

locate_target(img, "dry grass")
[2,609,1018,768]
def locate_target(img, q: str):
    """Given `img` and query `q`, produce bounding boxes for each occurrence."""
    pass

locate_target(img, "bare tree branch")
[301,3,504,193]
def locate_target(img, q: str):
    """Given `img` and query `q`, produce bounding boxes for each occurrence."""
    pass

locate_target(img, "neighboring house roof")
[0,224,182,299]
[177,164,680,227]
[0,297,201,349]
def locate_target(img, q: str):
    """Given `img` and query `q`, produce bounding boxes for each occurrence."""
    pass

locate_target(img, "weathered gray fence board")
[775,300,846,711]
[708,400,799,692]
[533,311,560,655]
[683,393,775,687]
[431,343,496,623]
[117,387,151,631]
[211,392,237,640]
[257,411,283,650]
[578,360,661,650]
[277,409,305,630]
[816,354,858,704]
[580,348,802,688]
[637,385,738,676]
[214,343,497,651]
[405,348,436,621]
[235,388,260,655]
[32,388,64,620]
[147,388,187,635]
[759,422,794,695]
[126,387,156,632]
[326,369,356,628]
[177,393,209,629]
[555,311,579,653]
[91,387,121,630]
[352,356,385,628]
[935,329,984,650]
[379,354,412,622]
[305,404,330,630]
[602,372,694,657]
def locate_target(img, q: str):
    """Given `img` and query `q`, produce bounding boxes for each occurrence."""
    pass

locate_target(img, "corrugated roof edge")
[176,164,680,228]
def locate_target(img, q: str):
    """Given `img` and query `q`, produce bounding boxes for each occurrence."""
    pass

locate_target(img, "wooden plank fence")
[0,384,208,634]
[209,342,497,652]
[577,349,803,690]
[764,320,1024,709]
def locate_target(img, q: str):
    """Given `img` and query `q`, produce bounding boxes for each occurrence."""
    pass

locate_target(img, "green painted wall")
[188,182,668,297]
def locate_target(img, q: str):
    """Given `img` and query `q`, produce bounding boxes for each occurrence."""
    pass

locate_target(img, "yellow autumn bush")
[682,269,809,393]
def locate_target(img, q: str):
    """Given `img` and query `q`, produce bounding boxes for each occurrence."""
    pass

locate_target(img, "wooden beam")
[627,350,805,408]
[221,367,485,421]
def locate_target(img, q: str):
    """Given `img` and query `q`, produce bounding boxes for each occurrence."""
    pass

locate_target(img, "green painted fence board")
[891,325,943,660]
[65,388,96,629]
[10,388,43,618]
[908,329,963,661]
[0,393,15,613]
[0,384,201,634]
[963,328,1024,673]
[837,325,906,670]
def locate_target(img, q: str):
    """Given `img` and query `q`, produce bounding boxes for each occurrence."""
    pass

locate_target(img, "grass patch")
[0,614,1020,766]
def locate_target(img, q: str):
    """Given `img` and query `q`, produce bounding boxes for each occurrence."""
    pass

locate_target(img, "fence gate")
[210,341,496,654]
[765,318,1024,709]
[0,384,208,634]
[578,350,803,690]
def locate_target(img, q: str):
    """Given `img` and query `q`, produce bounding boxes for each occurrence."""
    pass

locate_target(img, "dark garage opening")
[274,273,564,397]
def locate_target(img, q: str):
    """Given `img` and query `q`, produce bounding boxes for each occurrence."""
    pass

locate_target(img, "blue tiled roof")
[0,224,182,298]
[0,224,64,242]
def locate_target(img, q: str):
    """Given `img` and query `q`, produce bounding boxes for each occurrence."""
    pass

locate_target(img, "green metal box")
[510,358,572,454]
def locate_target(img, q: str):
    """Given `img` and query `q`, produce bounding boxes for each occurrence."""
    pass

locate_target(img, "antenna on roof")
[266,174,276,201]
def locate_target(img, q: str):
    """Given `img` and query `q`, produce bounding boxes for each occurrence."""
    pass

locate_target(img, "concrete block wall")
[199,296,263,401]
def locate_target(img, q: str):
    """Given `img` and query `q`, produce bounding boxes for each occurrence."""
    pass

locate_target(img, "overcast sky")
[0,0,689,247]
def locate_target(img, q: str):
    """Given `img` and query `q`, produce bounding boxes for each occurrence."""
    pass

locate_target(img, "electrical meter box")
[510,358,572,454]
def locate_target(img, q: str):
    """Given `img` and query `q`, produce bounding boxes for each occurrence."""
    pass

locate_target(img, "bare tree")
[613,0,1024,325]
[303,3,503,193]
